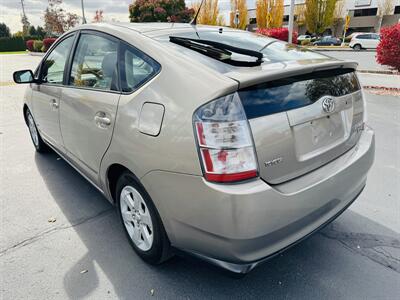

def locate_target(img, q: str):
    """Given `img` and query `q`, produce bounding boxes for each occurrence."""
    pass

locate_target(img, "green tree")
[21,15,30,36]
[29,25,37,36]
[0,23,11,38]
[36,26,46,38]
[305,0,337,34]
[129,0,194,23]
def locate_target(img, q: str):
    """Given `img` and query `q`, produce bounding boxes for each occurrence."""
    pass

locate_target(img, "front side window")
[41,35,74,84]
[69,33,118,91]
[120,43,160,93]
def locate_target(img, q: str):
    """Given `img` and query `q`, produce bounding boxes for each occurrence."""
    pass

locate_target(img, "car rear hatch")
[151,28,365,184]
[233,65,365,184]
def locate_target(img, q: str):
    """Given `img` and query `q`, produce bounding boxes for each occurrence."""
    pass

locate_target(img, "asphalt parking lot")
[318,50,386,72]
[1,54,399,299]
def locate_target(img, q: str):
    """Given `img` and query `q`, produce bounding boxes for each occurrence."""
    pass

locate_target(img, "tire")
[353,44,362,51]
[25,109,49,153]
[116,171,172,264]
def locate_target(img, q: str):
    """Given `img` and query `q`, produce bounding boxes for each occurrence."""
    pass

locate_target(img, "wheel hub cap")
[27,114,39,147]
[120,186,154,251]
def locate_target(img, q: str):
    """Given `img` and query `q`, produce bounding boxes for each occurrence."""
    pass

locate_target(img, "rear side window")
[69,33,119,91]
[119,42,160,93]
[238,69,360,119]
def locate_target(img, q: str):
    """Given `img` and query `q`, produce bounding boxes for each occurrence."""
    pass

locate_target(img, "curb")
[363,85,400,91]
[358,69,400,75]
[309,47,376,52]
[29,52,45,56]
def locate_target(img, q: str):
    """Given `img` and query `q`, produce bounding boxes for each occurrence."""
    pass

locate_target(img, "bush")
[257,28,298,44]
[301,39,311,46]
[43,37,56,52]
[26,39,35,51]
[0,37,25,51]
[377,23,400,71]
[33,40,43,52]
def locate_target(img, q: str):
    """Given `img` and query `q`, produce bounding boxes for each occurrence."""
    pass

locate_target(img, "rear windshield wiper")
[169,36,263,67]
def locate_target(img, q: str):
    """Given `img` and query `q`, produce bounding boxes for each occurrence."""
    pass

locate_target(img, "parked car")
[297,34,311,44]
[349,33,380,50]
[13,23,375,275]
[313,36,342,46]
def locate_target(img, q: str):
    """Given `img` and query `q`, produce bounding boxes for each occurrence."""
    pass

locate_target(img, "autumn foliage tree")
[129,0,194,23]
[44,0,79,35]
[92,10,104,23]
[295,3,306,26]
[332,0,345,37]
[305,0,337,35]
[256,0,284,29]
[256,0,268,29]
[376,23,400,71]
[229,0,248,30]
[191,0,220,25]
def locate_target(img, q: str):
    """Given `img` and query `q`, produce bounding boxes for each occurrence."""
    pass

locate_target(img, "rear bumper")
[141,127,375,273]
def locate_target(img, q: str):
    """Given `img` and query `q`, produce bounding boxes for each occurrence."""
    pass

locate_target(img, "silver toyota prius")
[14,23,375,274]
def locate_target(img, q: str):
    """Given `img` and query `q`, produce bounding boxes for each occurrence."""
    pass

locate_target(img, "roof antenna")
[191,0,205,26]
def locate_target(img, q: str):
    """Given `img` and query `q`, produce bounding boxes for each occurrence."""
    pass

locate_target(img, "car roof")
[106,22,225,36]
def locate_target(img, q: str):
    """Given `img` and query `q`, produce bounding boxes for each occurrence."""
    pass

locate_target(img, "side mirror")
[13,70,35,84]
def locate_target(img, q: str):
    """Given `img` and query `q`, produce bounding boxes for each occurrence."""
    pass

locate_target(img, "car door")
[60,31,121,182]
[32,34,76,150]
[362,34,372,48]
[371,34,380,48]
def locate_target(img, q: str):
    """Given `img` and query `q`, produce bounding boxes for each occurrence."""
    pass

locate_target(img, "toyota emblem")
[322,96,335,113]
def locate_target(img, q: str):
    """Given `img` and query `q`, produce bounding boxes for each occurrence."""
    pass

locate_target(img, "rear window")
[238,69,360,119]
[156,29,327,63]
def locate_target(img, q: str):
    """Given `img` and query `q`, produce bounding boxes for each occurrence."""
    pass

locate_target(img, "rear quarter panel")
[98,27,238,200]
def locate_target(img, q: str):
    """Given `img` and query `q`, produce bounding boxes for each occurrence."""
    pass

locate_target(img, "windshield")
[155,29,327,63]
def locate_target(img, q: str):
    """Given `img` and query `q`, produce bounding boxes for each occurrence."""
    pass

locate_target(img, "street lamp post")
[288,0,295,43]
[81,0,86,24]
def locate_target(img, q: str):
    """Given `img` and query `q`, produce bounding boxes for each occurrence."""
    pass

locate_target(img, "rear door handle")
[50,99,58,109]
[94,116,111,125]
[94,112,111,127]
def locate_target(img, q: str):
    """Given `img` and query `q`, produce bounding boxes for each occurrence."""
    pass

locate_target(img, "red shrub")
[257,27,298,44]
[26,39,35,52]
[376,23,400,71]
[43,38,57,52]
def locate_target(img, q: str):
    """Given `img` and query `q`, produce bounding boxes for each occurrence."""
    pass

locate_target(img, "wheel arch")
[106,163,144,204]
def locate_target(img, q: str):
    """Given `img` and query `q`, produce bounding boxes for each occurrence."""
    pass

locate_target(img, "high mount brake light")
[194,93,258,183]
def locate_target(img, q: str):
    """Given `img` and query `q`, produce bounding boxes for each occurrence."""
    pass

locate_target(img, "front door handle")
[94,112,111,128]
[50,99,58,109]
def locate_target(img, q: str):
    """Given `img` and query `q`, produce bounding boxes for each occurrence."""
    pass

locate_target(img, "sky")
[0,0,255,33]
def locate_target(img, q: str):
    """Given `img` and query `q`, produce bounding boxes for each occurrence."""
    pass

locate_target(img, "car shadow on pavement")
[34,151,400,299]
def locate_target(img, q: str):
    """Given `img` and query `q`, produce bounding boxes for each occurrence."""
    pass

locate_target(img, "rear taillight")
[193,92,258,183]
